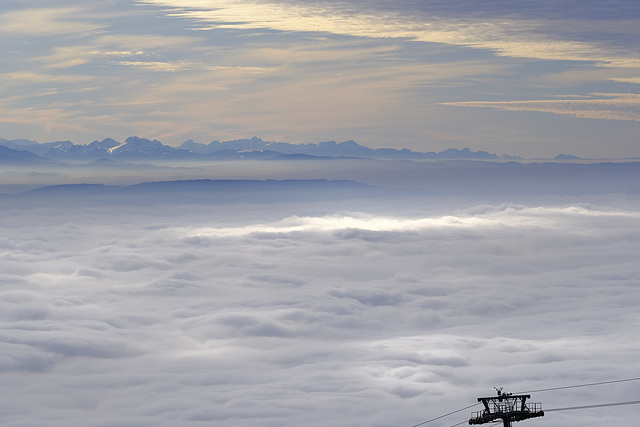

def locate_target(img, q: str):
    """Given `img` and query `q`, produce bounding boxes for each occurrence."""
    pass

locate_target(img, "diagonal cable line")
[411,403,480,427]
[516,377,640,394]
[546,400,640,412]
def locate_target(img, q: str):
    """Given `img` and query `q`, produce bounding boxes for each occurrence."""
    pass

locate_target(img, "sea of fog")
[1,160,639,427]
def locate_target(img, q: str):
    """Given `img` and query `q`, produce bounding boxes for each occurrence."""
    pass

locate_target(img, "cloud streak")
[140,0,640,67]
[443,93,640,122]
[0,6,105,36]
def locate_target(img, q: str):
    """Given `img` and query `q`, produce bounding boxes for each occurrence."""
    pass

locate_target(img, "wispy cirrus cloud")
[610,77,640,84]
[115,60,275,73]
[0,7,105,36]
[139,0,640,68]
[443,93,640,122]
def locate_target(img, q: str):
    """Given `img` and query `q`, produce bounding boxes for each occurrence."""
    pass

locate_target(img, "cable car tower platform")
[469,389,544,427]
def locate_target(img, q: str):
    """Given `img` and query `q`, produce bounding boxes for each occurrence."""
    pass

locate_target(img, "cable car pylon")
[469,388,544,427]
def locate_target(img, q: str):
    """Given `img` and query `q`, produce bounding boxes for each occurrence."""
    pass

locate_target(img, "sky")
[1,0,639,157]
[1,188,640,427]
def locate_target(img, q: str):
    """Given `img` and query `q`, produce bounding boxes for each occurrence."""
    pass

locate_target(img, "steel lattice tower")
[469,389,544,427]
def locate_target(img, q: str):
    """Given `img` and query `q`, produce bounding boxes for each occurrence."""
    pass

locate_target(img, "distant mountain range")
[4,161,639,203]
[0,144,54,164]
[4,179,376,205]
[0,136,513,162]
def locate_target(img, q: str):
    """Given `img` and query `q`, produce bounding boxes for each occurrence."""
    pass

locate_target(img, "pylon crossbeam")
[468,391,544,426]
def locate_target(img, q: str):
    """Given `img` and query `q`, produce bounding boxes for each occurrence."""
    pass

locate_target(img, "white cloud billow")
[181,205,639,237]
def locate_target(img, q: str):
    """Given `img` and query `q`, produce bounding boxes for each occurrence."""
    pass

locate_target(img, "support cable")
[546,400,640,412]
[410,403,480,427]
[516,377,640,394]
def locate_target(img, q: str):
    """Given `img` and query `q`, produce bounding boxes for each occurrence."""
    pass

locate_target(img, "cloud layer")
[1,190,639,426]
[141,0,640,66]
